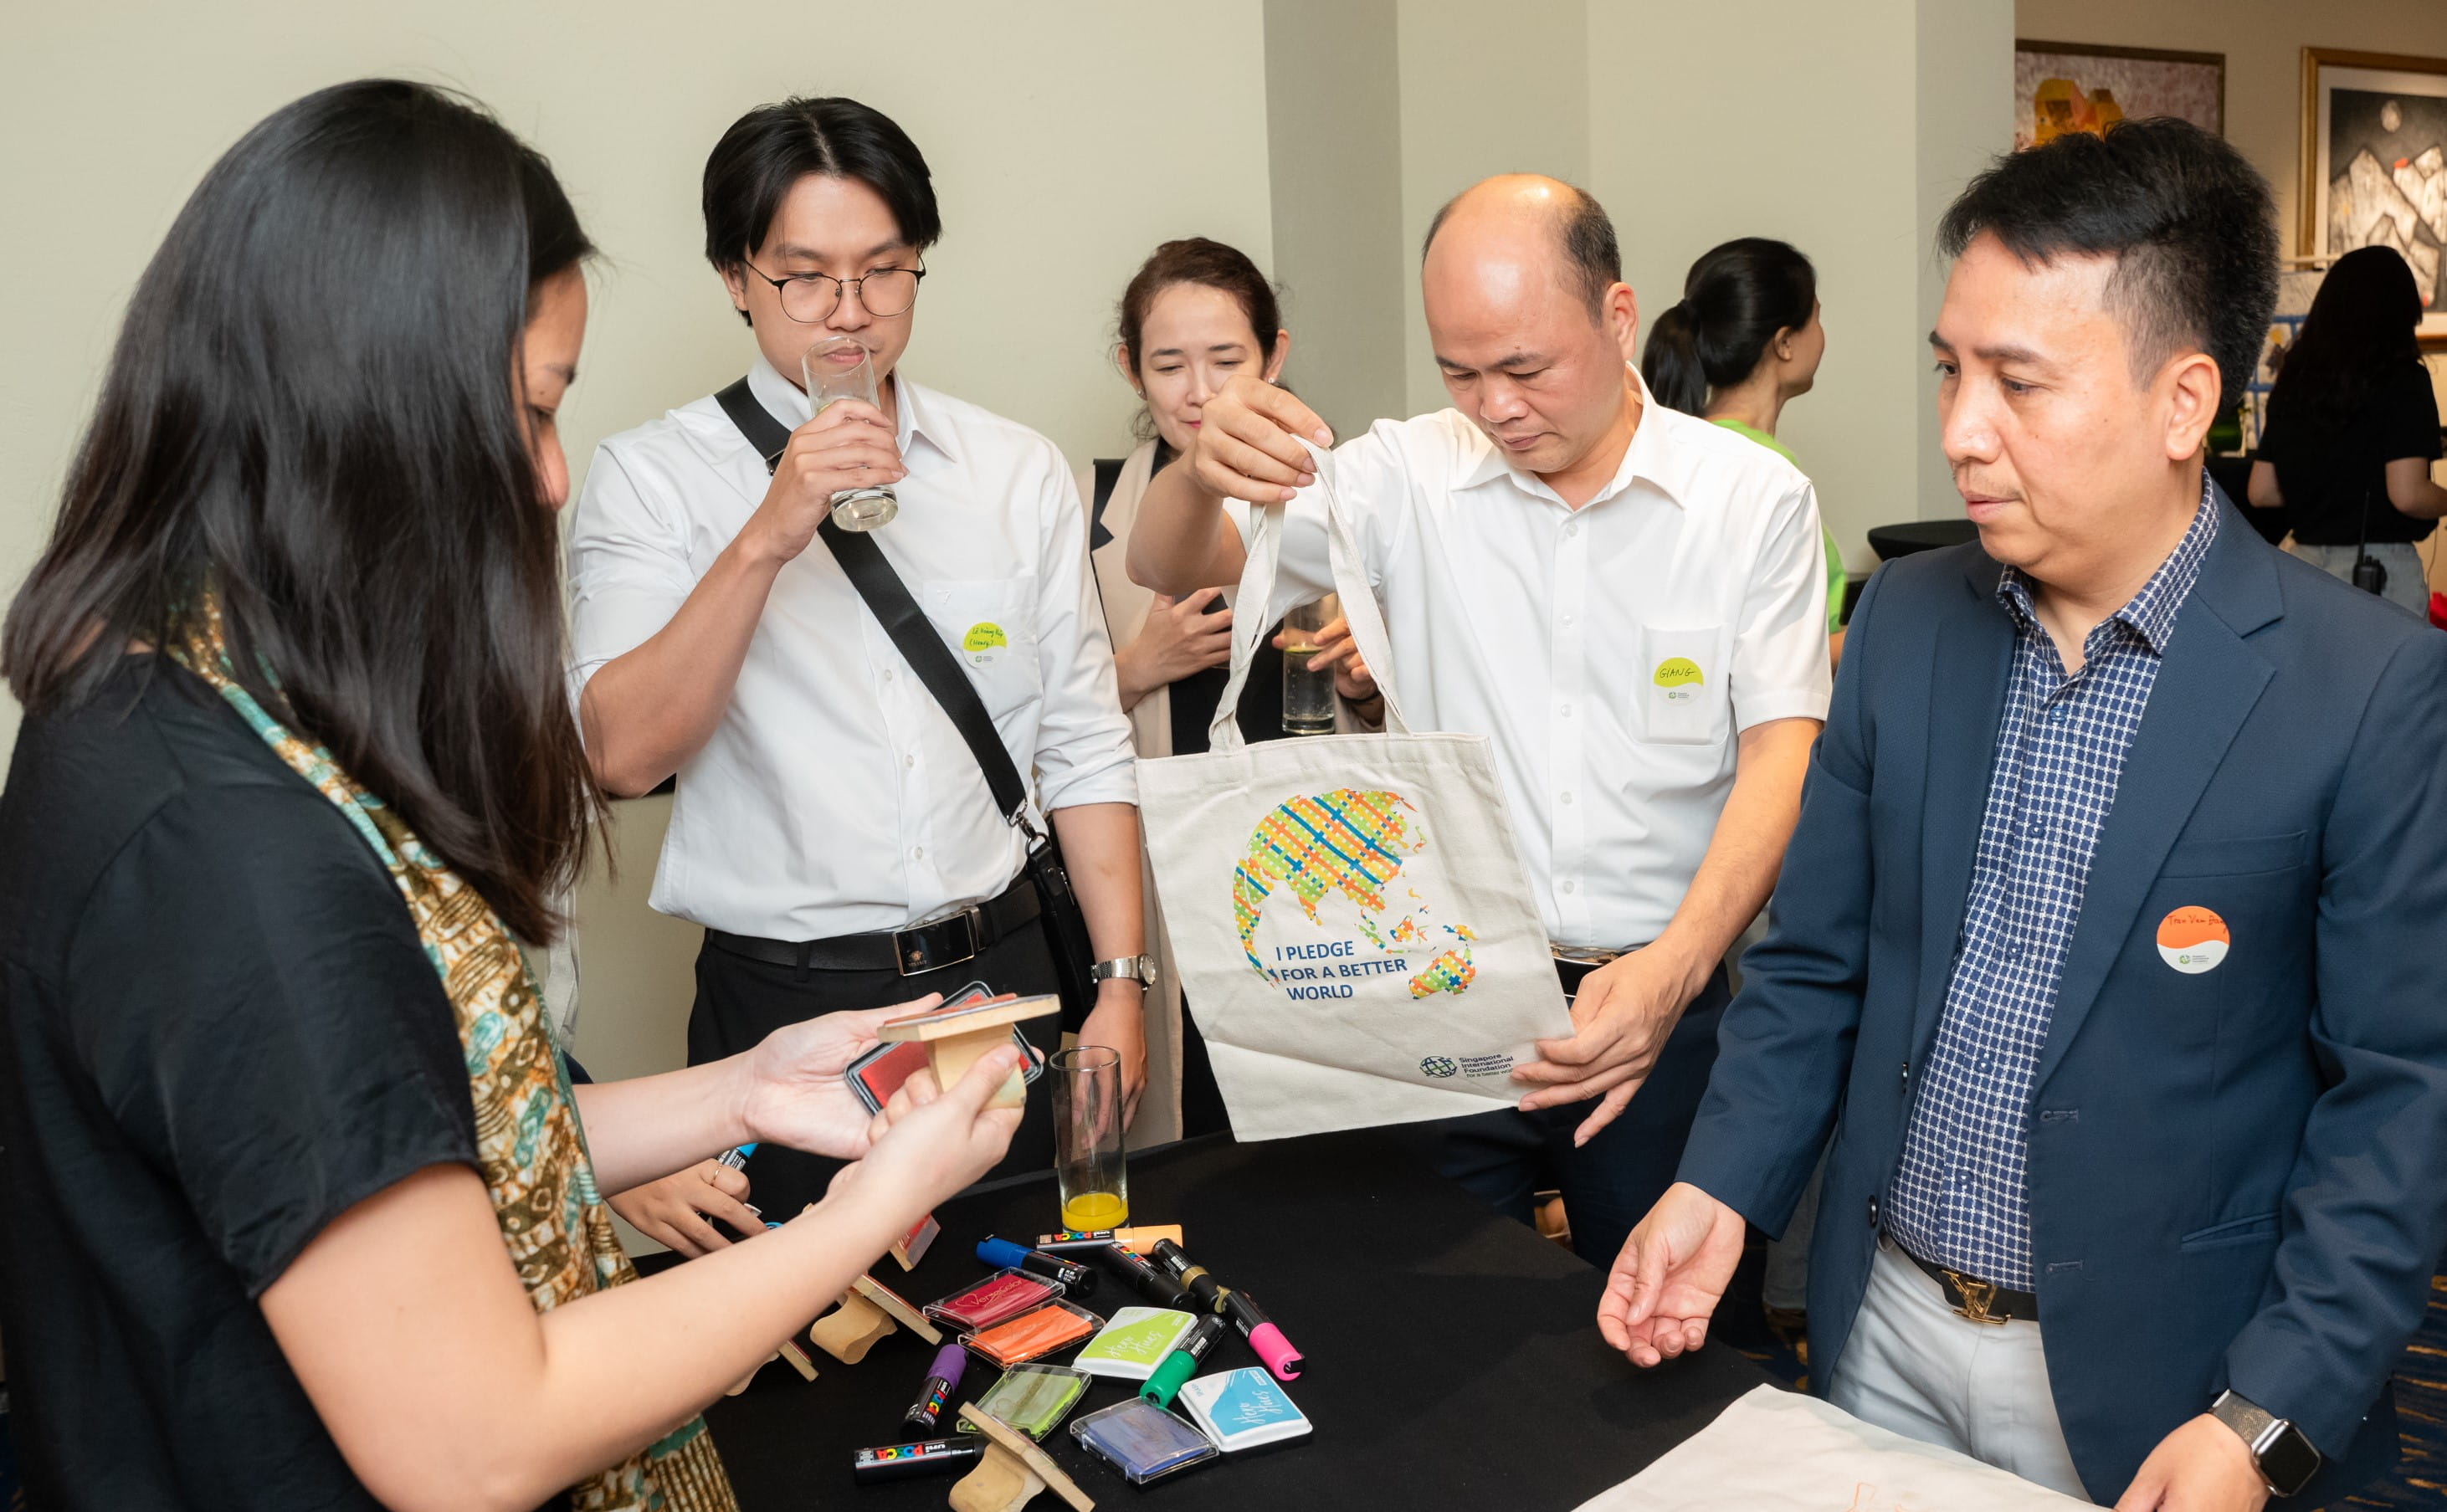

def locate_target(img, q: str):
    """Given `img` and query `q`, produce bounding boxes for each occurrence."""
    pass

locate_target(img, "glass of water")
[802,336,899,532]
[1281,596,1339,737]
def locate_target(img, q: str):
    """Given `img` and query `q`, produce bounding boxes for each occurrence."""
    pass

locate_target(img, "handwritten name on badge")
[2156,905,2229,974]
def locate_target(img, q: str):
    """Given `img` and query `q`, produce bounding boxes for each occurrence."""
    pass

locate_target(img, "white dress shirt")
[568,358,1137,941]
[1255,366,1831,949]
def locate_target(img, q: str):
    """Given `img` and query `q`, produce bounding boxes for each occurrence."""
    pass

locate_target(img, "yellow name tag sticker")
[2156,905,2229,974]
[962,622,1008,668]
[1652,657,1704,702]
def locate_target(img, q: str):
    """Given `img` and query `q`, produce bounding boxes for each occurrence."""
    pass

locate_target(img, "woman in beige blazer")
[1083,238,1377,1141]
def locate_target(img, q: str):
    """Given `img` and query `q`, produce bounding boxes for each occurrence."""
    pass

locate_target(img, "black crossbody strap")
[712,377,1036,832]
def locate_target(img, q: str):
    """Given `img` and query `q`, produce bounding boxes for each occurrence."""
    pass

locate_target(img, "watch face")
[2258,1426,2321,1497]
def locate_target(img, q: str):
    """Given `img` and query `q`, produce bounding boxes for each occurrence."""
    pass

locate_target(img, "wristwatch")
[2210,1389,2321,1497]
[1089,955,1157,988]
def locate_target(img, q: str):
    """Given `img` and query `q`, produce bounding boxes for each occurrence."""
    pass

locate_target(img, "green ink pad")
[955,1363,1090,1441]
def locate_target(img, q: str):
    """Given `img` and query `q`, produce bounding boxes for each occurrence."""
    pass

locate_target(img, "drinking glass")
[1280,596,1339,736]
[802,336,899,531]
[1053,1046,1128,1233]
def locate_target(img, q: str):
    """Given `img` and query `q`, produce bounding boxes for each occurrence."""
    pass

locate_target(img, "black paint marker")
[1099,1243,1193,1309]
[849,1435,985,1484]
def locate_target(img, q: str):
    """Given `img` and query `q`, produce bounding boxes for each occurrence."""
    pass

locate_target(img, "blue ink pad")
[1070,1397,1220,1485]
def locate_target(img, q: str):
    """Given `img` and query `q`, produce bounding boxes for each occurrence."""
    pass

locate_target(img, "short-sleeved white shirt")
[1256,367,1830,949]
[567,358,1136,941]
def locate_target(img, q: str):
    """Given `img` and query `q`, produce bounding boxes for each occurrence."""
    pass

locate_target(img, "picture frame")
[2014,40,2224,153]
[2300,47,2447,338]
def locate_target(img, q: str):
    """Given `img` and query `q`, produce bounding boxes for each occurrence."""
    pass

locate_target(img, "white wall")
[1,1,1276,1085]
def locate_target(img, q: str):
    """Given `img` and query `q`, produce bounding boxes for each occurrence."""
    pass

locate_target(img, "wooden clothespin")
[874,995,1061,1110]
[809,1271,941,1364]
[950,1405,1095,1512]
[723,1334,819,1396]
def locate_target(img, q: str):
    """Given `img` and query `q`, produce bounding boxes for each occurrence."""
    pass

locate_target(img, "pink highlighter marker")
[1224,1289,1304,1381]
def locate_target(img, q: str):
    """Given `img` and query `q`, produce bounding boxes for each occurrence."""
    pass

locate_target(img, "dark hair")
[1937,116,2277,410]
[1116,238,1284,442]
[2265,243,2423,443]
[2,79,599,944]
[1643,238,1817,415]
[1421,178,1622,319]
[702,95,940,325]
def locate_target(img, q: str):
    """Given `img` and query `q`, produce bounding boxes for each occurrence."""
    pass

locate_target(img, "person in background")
[1089,238,1287,1140]
[1608,119,2447,1509]
[0,79,1023,1511]
[1128,175,1829,1269]
[1644,238,1849,667]
[2247,243,2447,616]
[567,97,1151,1225]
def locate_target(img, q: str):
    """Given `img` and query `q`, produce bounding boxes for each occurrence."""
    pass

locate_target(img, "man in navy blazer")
[1602,121,2447,1508]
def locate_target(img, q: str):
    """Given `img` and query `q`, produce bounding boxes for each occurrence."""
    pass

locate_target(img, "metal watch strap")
[1090,955,1155,987]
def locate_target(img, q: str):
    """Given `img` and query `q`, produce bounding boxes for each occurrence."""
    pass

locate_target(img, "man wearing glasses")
[567,97,1147,1231]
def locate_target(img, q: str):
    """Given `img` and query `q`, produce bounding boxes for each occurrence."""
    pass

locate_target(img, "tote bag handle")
[1205,439,1409,751]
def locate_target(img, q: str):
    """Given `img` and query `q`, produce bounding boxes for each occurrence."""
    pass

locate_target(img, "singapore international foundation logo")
[1419,1056,1459,1079]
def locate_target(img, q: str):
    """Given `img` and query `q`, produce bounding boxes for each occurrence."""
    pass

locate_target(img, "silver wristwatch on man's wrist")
[2209,1389,2321,1497]
[1089,954,1156,988]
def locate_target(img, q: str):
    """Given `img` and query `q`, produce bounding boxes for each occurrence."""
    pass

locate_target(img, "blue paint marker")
[977,1236,1097,1297]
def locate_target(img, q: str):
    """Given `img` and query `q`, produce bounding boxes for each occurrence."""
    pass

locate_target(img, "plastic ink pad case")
[961,1299,1101,1367]
[923,1269,1063,1331]
[956,1364,1091,1440]
[1073,1305,1200,1381]
[1070,1397,1220,1485]
[1179,1366,1313,1452]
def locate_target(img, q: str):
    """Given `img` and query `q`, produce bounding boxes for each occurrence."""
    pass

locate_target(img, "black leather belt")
[1890,1234,2040,1324]
[705,880,1041,978]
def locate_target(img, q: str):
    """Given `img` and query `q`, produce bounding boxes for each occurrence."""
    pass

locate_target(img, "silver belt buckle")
[895,906,981,976]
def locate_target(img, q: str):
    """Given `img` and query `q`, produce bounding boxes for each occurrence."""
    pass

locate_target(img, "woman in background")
[1644,237,1849,665]
[2249,243,2447,614]
[0,79,1017,1511]
[1085,237,1375,1139]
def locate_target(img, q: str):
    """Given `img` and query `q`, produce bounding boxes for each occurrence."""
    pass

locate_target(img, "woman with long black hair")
[1643,237,1849,664]
[0,79,1018,1511]
[2249,243,2447,613]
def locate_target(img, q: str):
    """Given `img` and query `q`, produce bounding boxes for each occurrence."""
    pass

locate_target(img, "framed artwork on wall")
[2301,47,2447,337]
[2014,40,2224,151]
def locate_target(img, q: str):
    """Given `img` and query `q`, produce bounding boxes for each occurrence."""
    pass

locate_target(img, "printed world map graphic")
[1231,789,1478,1000]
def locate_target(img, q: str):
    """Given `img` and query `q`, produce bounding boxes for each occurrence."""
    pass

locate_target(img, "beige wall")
[2015,0,2447,250]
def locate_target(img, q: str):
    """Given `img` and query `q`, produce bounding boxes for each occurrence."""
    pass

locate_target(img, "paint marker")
[1034,1224,1183,1256]
[1098,1243,1192,1309]
[1149,1238,1225,1311]
[1140,1313,1229,1409]
[716,1143,757,1171]
[903,1343,967,1434]
[977,1236,1098,1297]
[849,1435,985,1484]
[1223,1289,1303,1381]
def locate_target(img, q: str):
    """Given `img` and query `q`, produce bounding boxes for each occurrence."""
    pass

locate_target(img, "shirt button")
[1558,704,1573,718]
[1562,614,1577,627]
[1561,880,1577,894]
[1560,792,1575,806]
[905,755,916,768]
[911,846,925,860]
[1565,521,1581,539]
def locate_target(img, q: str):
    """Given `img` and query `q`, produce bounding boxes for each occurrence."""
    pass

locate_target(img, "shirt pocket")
[1632,623,1733,746]
[919,577,1041,720]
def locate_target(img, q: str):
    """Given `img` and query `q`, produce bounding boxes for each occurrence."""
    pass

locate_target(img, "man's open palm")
[1598,1182,1749,1366]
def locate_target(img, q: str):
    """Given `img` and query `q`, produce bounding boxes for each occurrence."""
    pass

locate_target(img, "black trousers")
[687,903,1064,1223]
[1436,961,1731,1269]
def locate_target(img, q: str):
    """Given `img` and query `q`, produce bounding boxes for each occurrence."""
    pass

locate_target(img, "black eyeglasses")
[743,260,926,322]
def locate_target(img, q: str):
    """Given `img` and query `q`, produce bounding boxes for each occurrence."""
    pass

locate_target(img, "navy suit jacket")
[1680,495,2447,1502]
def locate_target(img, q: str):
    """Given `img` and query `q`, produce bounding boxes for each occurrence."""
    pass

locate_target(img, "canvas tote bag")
[1136,443,1572,1141]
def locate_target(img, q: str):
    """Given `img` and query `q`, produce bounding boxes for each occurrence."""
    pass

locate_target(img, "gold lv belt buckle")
[1941,1269,2007,1325]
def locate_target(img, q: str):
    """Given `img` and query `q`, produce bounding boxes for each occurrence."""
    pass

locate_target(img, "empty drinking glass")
[803,336,899,531]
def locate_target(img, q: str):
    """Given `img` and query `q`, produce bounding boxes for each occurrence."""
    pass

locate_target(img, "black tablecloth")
[703,1125,1770,1509]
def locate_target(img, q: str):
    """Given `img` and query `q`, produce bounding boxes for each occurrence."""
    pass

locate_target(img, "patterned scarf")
[170,600,736,1512]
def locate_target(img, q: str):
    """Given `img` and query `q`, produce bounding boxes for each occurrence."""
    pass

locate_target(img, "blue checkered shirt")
[1884,487,2219,1290]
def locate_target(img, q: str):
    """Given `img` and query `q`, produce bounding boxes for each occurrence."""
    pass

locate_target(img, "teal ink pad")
[1179,1366,1313,1451]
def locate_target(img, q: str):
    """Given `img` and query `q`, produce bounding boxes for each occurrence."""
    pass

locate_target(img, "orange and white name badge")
[2156,905,2229,974]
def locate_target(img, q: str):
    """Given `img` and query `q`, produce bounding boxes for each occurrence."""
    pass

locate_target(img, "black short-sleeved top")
[2257,358,2444,544]
[0,655,480,1509]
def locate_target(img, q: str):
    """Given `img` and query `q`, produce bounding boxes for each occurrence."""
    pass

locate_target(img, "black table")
[703,1126,1769,1509]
